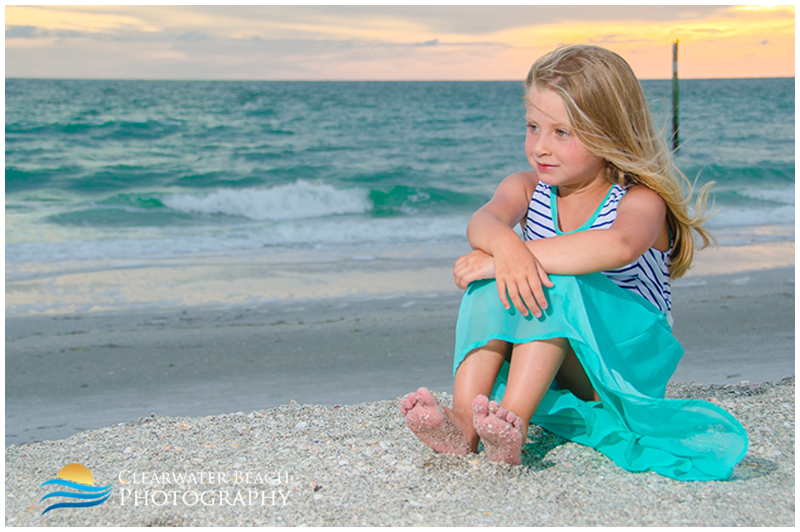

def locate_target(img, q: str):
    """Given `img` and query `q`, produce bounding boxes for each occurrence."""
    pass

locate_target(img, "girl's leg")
[556,346,600,402]
[401,338,597,461]
[451,340,510,451]
[400,340,509,455]
[473,338,569,464]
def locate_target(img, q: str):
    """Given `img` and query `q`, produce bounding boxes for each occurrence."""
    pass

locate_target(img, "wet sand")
[5,266,795,446]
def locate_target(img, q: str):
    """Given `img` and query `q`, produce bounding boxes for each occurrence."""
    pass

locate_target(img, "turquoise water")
[6,78,794,264]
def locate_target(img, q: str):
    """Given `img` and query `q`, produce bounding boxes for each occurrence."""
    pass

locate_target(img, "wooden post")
[672,40,679,152]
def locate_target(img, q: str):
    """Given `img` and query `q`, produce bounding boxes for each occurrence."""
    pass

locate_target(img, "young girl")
[400,45,748,481]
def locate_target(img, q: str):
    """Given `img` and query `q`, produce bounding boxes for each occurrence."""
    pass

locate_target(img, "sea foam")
[162,181,373,221]
[739,187,796,205]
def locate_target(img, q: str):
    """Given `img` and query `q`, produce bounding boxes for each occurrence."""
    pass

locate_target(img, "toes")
[399,395,415,415]
[472,394,489,416]
[496,407,520,427]
[415,387,434,405]
[401,389,434,416]
[487,400,500,415]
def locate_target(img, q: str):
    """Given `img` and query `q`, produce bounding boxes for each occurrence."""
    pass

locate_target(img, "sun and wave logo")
[39,463,113,515]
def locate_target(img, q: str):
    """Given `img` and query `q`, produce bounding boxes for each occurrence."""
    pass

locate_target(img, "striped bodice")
[523,181,672,315]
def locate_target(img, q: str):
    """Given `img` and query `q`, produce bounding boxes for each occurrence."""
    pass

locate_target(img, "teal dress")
[454,184,748,481]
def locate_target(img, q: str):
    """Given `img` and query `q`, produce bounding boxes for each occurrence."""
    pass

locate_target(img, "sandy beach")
[4,248,796,525]
[4,379,795,526]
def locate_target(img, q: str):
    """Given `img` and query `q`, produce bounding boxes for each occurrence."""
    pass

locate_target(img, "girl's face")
[525,87,606,192]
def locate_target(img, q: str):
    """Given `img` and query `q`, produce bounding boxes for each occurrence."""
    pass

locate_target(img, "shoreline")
[6,265,795,447]
[5,238,794,318]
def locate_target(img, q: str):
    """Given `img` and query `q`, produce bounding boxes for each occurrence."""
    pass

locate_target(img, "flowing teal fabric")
[454,274,748,481]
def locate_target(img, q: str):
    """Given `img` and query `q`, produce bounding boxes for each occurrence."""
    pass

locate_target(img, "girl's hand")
[453,250,495,290]
[493,240,554,318]
[454,242,554,317]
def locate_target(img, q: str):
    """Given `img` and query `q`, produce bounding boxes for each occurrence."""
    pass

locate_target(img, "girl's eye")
[555,129,569,137]
[527,123,537,131]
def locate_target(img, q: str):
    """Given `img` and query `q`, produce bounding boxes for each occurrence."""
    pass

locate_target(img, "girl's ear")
[605,160,622,182]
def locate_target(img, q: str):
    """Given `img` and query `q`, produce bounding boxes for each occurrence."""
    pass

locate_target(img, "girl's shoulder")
[504,170,539,186]
[617,183,666,210]
[498,171,539,200]
[484,171,541,227]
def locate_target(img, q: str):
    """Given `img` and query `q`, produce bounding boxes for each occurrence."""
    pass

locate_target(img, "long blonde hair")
[525,45,713,278]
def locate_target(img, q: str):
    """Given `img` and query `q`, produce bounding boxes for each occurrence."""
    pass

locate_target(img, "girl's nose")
[532,135,551,157]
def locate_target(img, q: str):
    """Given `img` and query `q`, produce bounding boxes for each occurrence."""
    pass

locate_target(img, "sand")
[4,379,795,526]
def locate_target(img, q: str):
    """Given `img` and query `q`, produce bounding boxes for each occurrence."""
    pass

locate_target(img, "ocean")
[5,78,795,312]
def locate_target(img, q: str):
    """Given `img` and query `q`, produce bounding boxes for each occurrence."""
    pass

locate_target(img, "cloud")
[6,25,39,39]
[5,5,734,43]
[5,25,88,40]
[206,5,731,36]
[5,5,160,34]
[177,31,208,42]
[5,5,795,80]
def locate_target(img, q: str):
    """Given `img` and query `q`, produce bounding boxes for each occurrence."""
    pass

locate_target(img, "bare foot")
[472,395,525,465]
[400,387,470,456]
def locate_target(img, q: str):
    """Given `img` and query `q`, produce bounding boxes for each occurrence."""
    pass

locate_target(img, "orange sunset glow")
[5,5,795,80]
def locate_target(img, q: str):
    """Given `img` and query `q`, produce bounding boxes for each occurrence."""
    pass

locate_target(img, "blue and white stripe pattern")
[523,181,672,315]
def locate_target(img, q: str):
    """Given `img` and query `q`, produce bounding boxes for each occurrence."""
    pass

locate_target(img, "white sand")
[4,379,795,526]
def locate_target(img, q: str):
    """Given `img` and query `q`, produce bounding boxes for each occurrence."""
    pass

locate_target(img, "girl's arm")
[524,186,668,274]
[465,171,532,252]
[455,186,669,302]
[457,172,554,318]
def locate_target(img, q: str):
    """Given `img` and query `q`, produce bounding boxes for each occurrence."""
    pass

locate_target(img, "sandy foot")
[472,395,524,465]
[400,387,470,456]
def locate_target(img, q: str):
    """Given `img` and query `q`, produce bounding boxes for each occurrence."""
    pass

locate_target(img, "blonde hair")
[525,44,713,278]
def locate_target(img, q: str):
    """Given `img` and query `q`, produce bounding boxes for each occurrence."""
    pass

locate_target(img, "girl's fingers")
[509,279,542,318]
[520,281,544,318]
[497,280,511,311]
[508,288,529,317]
[496,265,552,318]
[539,268,554,288]
[500,281,527,316]
[529,282,547,314]
[528,266,551,315]
[516,272,549,318]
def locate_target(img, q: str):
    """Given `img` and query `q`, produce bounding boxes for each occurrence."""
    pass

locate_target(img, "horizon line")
[5,76,795,83]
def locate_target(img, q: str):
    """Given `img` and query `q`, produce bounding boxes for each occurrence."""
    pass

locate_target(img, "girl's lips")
[537,162,557,171]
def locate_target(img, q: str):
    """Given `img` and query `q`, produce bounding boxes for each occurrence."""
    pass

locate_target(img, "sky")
[4,5,796,80]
